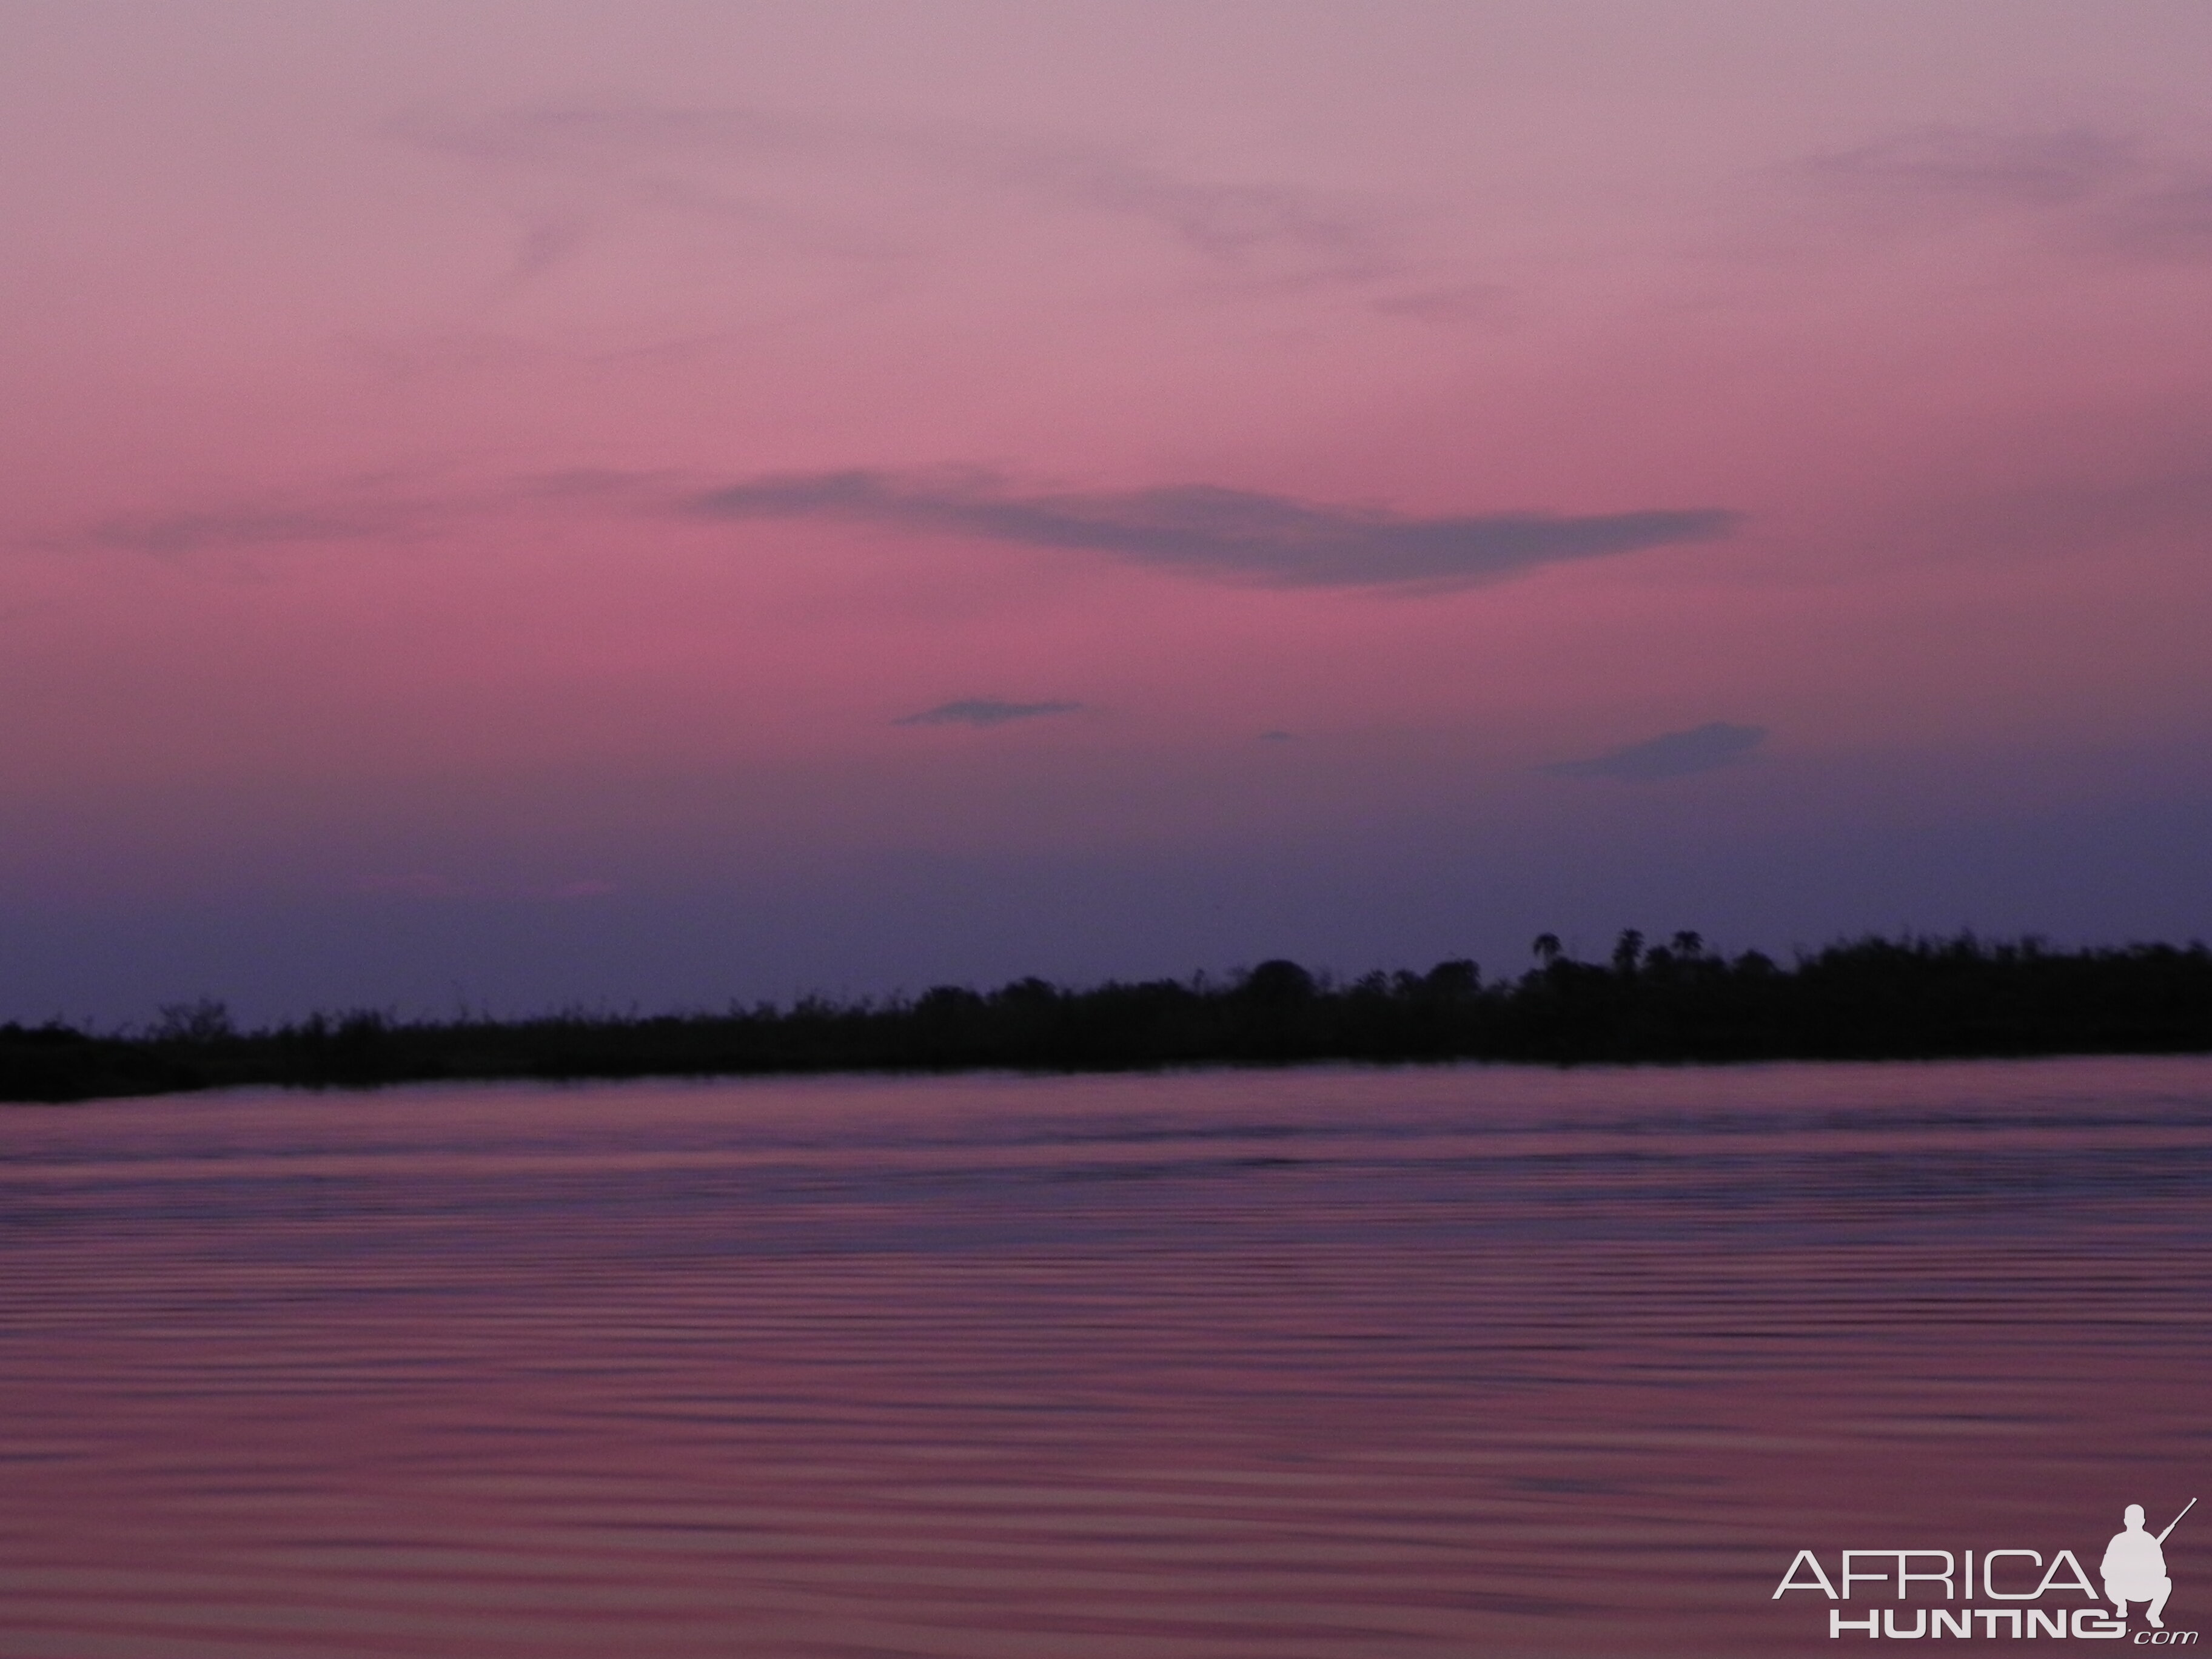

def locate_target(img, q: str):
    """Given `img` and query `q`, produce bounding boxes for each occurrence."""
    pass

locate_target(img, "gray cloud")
[894,699,1084,728]
[397,106,886,265]
[1368,281,1510,322]
[978,144,1389,282]
[2102,179,2212,256]
[692,471,1737,589]
[1791,123,2212,261]
[1544,722,1766,782]
[58,470,668,560]
[400,103,1396,286]
[1959,463,2212,552]
[84,500,437,555]
[1799,126,2134,209]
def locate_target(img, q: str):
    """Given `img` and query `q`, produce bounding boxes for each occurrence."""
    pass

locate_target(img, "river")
[3,1057,2207,1655]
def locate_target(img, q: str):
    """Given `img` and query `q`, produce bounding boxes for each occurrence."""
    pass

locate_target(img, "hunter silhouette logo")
[1774,1498,2197,1641]
[2107,1500,2192,1631]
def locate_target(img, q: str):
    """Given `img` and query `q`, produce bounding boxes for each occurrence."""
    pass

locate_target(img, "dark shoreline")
[5,931,2210,1104]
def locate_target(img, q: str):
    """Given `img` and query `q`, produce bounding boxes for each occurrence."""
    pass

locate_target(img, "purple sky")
[5,2,2212,1024]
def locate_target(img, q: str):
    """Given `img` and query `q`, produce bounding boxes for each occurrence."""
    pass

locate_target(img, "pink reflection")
[0,1059,2207,1656]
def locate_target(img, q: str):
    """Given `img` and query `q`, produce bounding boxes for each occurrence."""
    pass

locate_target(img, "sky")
[5,0,2212,1025]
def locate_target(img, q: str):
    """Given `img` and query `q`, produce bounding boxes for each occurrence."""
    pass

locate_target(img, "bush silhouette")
[4,931,2208,1101]
[1241,960,1316,1007]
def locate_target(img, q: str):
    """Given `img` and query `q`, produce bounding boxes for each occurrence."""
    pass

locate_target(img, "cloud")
[53,471,663,559]
[2102,179,2212,256]
[1368,281,1512,322]
[84,501,434,555]
[354,873,618,900]
[974,142,1389,283]
[1789,123,2212,261]
[1798,126,2135,209]
[894,699,1084,728]
[691,471,1737,589]
[1952,463,2212,556]
[398,102,1399,287]
[1544,722,1766,782]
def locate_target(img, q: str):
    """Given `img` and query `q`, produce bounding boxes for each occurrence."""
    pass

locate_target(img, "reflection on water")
[2,1057,2207,1656]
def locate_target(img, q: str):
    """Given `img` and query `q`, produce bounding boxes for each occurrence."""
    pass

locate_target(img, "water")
[2,1057,2207,1657]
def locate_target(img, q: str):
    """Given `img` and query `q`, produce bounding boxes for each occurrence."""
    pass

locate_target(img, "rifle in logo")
[2167,1501,2200,1544]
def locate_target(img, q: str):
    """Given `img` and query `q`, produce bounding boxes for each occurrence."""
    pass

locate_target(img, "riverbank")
[6,933,2209,1102]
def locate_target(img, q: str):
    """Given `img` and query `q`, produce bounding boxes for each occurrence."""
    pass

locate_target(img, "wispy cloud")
[691,471,1737,589]
[1544,722,1766,782]
[53,470,663,560]
[355,873,618,901]
[1367,281,1510,322]
[1789,122,2212,260]
[82,498,442,556]
[894,699,1084,728]
[1798,126,2134,209]
[2102,179,2212,256]
[64,463,1737,595]
[397,102,1402,289]
[976,140,1390,283]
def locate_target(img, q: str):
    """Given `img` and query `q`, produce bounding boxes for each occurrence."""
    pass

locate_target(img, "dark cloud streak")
[84,503,435,556]
[58,470,667,560]
[1799,126,2134,208]
[692,471,1738,589]
[1544,722,1767,782]
[894,699,1083,728]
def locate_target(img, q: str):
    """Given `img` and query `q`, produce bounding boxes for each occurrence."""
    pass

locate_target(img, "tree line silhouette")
[4,930,2210,1102]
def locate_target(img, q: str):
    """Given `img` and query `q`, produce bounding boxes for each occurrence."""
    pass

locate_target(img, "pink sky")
[5,2,2211,1019]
